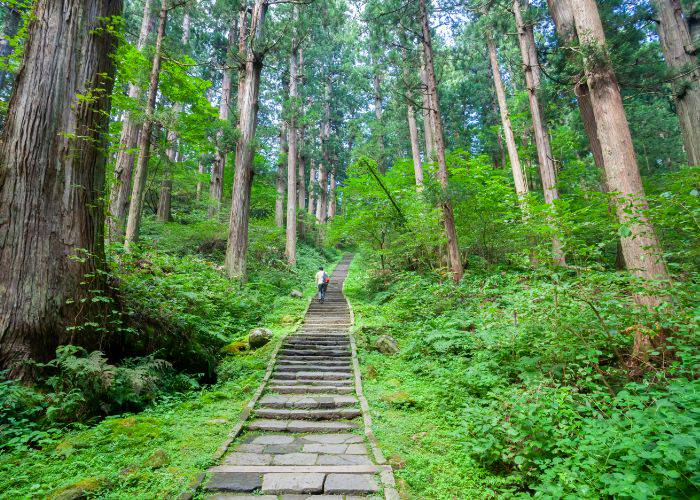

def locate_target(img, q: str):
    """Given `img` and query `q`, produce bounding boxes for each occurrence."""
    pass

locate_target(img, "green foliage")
[345,255,699,498]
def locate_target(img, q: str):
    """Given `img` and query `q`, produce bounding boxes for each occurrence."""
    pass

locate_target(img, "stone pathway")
[200,255,397,499]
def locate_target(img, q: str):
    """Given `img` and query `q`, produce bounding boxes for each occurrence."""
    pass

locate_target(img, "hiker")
[315,266,329,303]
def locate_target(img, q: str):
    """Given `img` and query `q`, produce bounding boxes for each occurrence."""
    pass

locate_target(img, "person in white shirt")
[315,267,329,302]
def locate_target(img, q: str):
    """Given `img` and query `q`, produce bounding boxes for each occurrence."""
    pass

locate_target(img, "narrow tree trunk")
[570,0,669,303]
[514,0,565,264]
[419,0,463,281]
[655,0,700,165]
[328,170,337,219]
[372,53,386,173]
[0,0,120,375]
[225,0,268,279]
[275,122,287,227]
[317,80,331,223]
[157,12,190,222]
[285,13,299,265]
[108,0,153,242]
[209,13,239,217]
[308,160,316,216]
[297,47,307,238]
[402,46,423,186]
[196,156,206,200]
[124,0,167,250]
[492,99,507,169]
[419,51,436,162]
[488,35,528,198]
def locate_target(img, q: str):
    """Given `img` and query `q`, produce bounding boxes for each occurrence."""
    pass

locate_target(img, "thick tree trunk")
[655,0,700,165]
[570,0,669,300]
[317,80,331,223]
[297,46,306,238]
[225,0,267,279]
[285,16,298,265]
[157,12,190,222]
[108,0,153,242]
[0,0,120,375]
[275,123,287,227]
[514,0,565,263]
[308,160,316,216]
[487,35,528,198]
[328,170,337,219]
[209,13,239,217]
[124,0,167,250]
[419,0,463,281]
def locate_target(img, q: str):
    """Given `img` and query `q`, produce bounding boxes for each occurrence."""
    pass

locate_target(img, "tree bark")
[196,155,206,200]
[108,0,153,242]
[286,10,299,265]
[209,12,239,217]
[514,0,565,263]
[570,0,669,298]
[124,0,167,250]
[328,170,337,219]
[419,51,436,162]
[224,0,268,279]
[419,0,463,281]
[372,53,386,173]
[0,0,120,374]
[402,46,423,186]
[308,160,316,216]
[317,79,331,223]
[487,35,528,198]
[654,0,700,165]
[275,122,287,227]
[157,12,190,222]
[297,46,307,238]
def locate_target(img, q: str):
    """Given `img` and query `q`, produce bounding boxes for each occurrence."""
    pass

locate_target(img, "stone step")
[275,365,351,373]
[205,471,380,496]
[269,378,353,386]
[268,385,354,394]
[272,372,352,381]
[247,419,358,433]
[254,408,362,420]
[284,341,350,348]
[258,394,357,409]
[280,349,350,357]
[276,359,350,366]
[280,348,351,356]
[276,355,351,363]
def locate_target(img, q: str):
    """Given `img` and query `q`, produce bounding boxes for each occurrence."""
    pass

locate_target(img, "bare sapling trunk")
[286,12,299,265]
[0,0,121,375]
[275,122,287,227]
[514,0,565,264]
[108,0,153,241]
[419,0,463,281]
[157,12,190,222]
[308,160,316,216]
[570,0,669,321]
[209,13,239,217]
[655,0,700,165]
[124,0,167,250]
[225,0,268,279]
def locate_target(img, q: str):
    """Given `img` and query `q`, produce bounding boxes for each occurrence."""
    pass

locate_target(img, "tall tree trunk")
[570,0,669,306]
[224,0,268,279]
[209,12,239,218]
[317,79,330,223]
[372,53,386,173]
[419,51,436,162]
[308,160,316,216]
[285,10,298,265]
[514,0,565,264]
[403,46,423,186]
[275,122,287,227]
[487,35,528,199]
[328,170,337,219]
[157,12,190,222]
[492,99,507,169]
[0,0,120,375]
[419,0,463,281]
[108,0,153,242]
[124,0,167,250]
[297,46,307,238]
[196,155,206,200]
[655,0,700,165]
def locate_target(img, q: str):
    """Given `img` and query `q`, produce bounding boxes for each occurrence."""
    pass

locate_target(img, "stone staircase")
[202,255,396,499]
